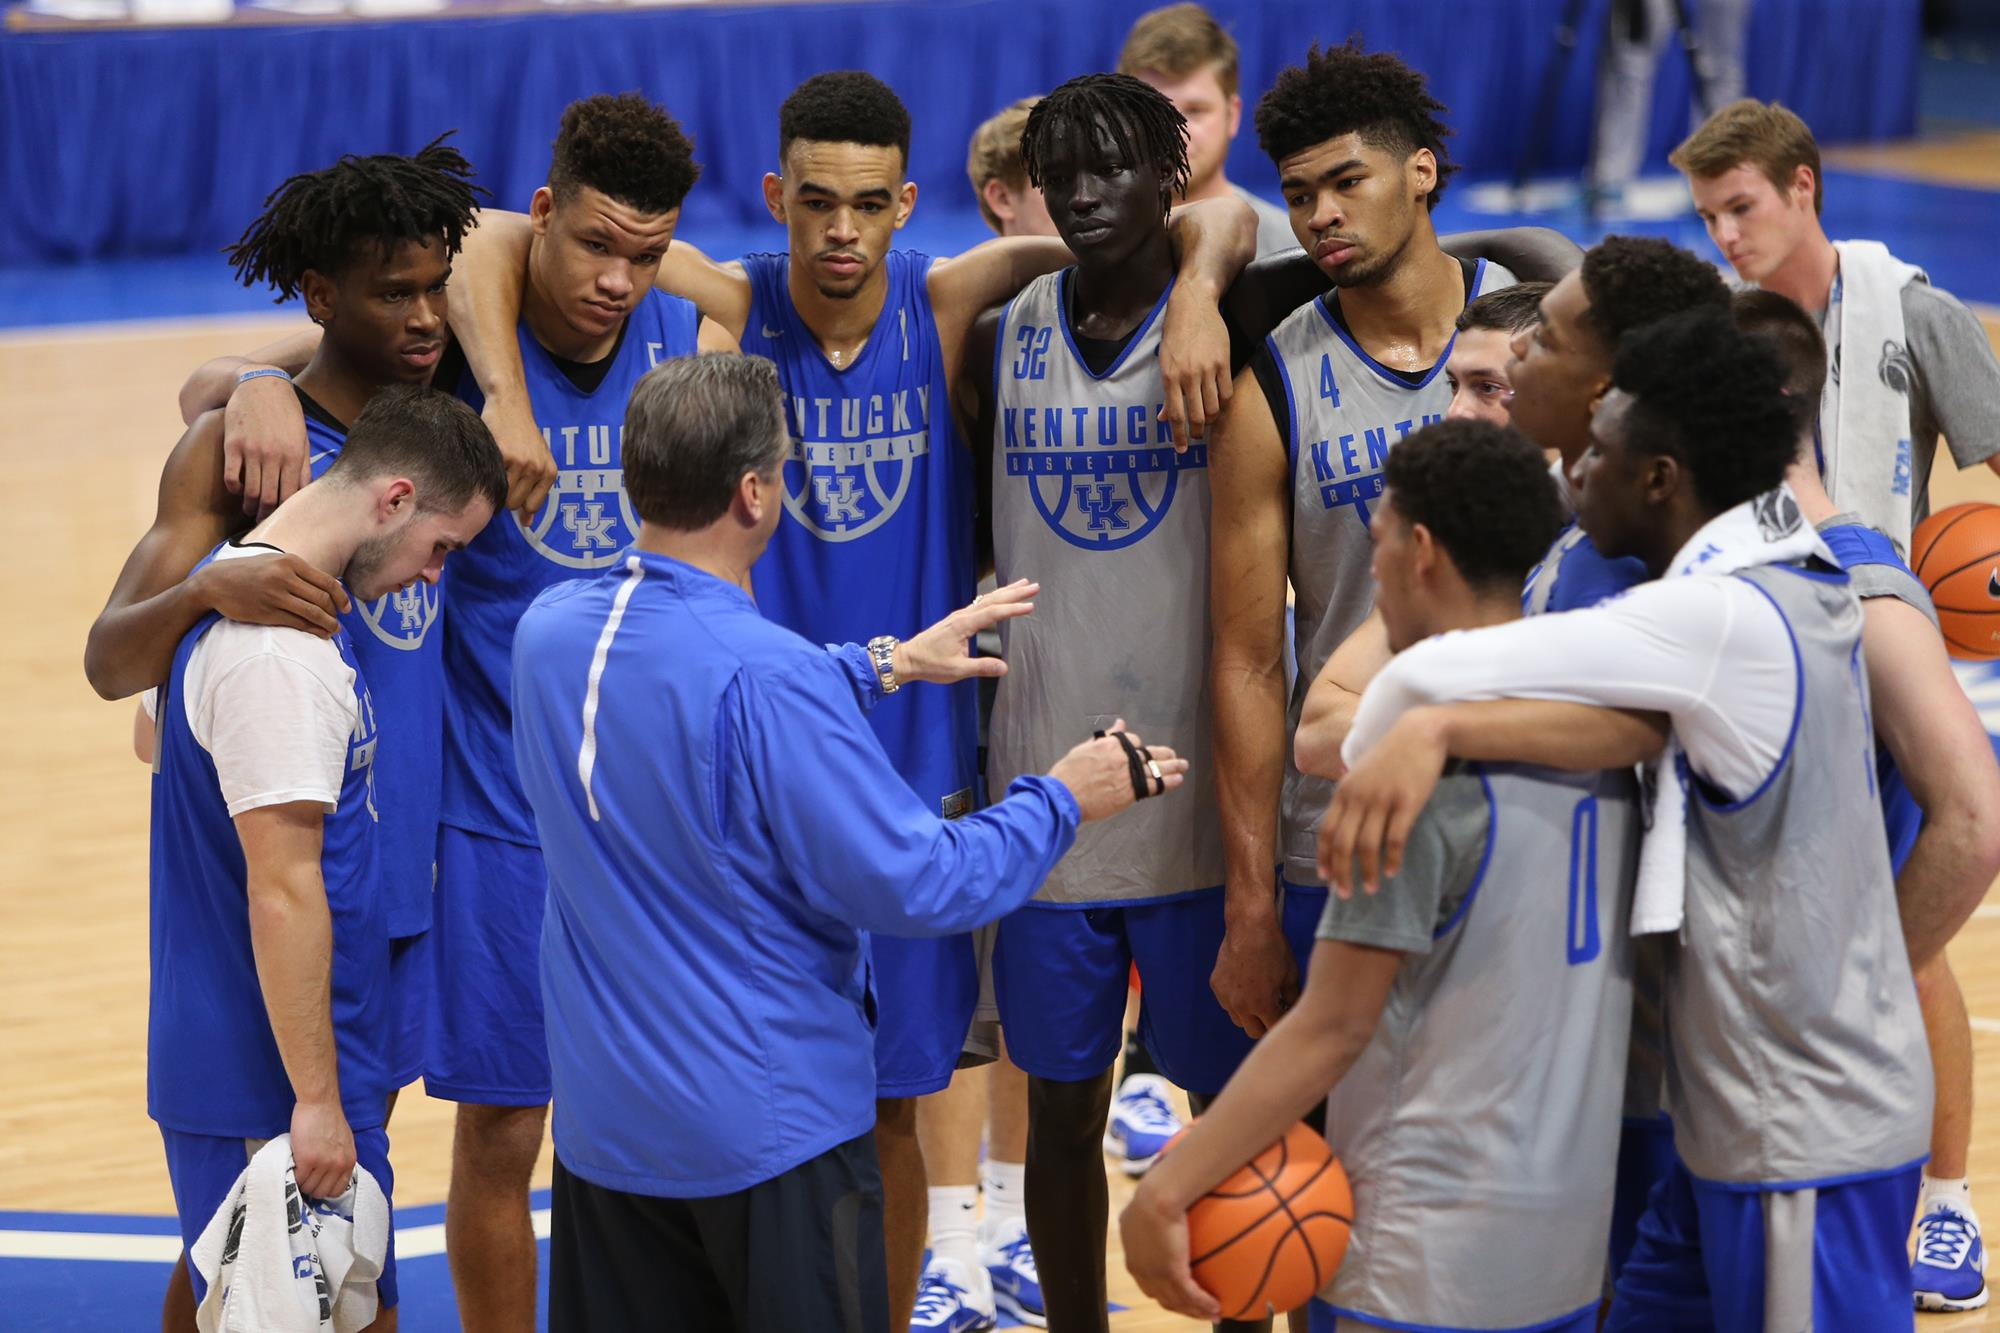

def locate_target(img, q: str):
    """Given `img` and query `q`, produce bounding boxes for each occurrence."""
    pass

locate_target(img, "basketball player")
[1736,289,2000,1315]
[87,141,480,702]
[1671,100,2000,550]
[1122,421,1640,1333]
[1117,3,1296,256]
[449,72,1257,1331]
[1324,309,1933,1332]
[1674,106,2000,1306]
[191,97,725,1331]
[89,157,484,1317]
[145,386,504,1333]
[1441,282,1547,426]
[1208,41,1516,1053]
[952,73,1273,1333]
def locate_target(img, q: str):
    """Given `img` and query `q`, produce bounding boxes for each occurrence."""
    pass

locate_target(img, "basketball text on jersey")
[516,337,673,569]
[781,383,931,542]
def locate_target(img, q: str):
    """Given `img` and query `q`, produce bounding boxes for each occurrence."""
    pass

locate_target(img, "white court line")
[1973,1018,2000,1036]
[1973,905,2000,920]
[0,1208,550,1263]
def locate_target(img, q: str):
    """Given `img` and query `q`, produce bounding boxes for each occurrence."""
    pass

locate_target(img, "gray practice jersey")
[1671,561,1932,1185]
[1232,182,1300,260]
[1316,762,1639,1329]
[987,270,1225,904]
[1258,259,1516,885]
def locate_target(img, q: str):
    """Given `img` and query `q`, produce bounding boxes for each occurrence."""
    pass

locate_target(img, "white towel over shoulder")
[1821,239,1928,552]
[189,1133,389,1333]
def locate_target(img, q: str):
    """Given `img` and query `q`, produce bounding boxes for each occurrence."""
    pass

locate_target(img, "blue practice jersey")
[1523,521,1650,614]
[442,292,701,843]
[149,552,390,1138]
[738,251,979,814]
[303,394,440,938]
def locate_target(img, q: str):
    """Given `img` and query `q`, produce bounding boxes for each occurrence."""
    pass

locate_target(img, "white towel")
[1820,240,1928,553]
[189,1134,389,1333]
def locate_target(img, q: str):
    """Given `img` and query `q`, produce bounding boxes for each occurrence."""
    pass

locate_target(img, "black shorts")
[549,1132,888,1333]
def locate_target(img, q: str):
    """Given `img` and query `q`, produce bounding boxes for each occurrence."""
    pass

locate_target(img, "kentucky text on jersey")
[781,388,932,539]
[1307,413,1443,513]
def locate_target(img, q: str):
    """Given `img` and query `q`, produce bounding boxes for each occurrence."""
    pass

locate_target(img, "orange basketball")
[1176,1120,1353,1319]
[1911,502,2000,659]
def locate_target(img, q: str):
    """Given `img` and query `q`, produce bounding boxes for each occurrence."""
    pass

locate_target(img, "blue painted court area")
[2,167,1996,333]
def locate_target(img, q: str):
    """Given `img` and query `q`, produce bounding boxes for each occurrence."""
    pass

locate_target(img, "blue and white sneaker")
[911,1256,996,1332]
[983,1222,1045,1327]
[1103,1072,1182,1177]
[1914,1202,1988,1312]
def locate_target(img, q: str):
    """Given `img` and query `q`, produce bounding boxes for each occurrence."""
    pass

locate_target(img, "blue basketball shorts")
[160,1125,397,1309]
[1605,1159,1922,1333]
[870,930,981,1099]
[387,929,429,1091]
[426,824,551,1106]
[1611,1113,1680,1285]
[992,882,1326,1096]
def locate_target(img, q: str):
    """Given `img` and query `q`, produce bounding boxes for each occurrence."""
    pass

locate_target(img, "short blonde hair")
[966,97,1039,233]
[1117,3,1239,98]
[1670,99,1823,215]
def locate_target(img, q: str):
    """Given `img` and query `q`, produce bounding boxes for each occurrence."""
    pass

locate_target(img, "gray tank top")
[1669,561,1932,1184]
[986,270,1225,904]
[1264,261,1516,884]
[1320,762,1638,1328]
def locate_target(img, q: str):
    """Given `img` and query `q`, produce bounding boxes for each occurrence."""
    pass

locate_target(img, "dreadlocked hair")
[225,133,484,303]
[1022,72,1190,211]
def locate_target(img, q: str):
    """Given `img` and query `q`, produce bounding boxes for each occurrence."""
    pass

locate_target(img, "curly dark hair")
[1578,235,1730,348]
[1613,308,1799,514]
[779,71,912,166]
[1383,420,1565,590]
[225,134,483,303]
[1732,288,1828,427]
[1022,73,1190,213]
[1252,40,1457,208]
[548,93,701,216]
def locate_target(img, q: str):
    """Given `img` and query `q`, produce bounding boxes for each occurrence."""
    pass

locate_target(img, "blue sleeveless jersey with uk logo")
[149,558,389,1138]
[305,402,441,938]
[738,251,978,813]
[443,291,701,842]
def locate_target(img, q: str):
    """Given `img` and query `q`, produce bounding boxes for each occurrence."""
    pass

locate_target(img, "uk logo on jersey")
[1002,399,1203,552]
[781,388,931,542]
[356,582,440,652]
[518,423,641,569]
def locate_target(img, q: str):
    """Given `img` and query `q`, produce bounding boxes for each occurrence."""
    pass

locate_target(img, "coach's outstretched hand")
[893,579,1039,685]
[223,372,311,520]
[1049,719,1189,823]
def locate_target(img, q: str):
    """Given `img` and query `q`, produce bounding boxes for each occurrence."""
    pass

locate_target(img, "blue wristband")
[236,367,291,386]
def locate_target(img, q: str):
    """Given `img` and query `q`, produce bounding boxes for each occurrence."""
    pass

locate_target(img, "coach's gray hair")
[623,353,791,531]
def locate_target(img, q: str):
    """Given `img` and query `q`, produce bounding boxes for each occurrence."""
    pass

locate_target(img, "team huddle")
[88,3,2000,1332]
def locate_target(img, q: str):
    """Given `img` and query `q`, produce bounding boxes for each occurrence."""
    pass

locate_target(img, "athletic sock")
[928,1185,981,1273]
[1922,1174,1980,1228]
[980,1160,1027,1246]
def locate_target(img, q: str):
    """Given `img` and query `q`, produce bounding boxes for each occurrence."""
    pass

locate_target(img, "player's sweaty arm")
[180,327,321,520]
[84,414,347,700]
[1320,699,1665,895]
[955,305,1007,581]
[1207,376,1298,1038]
[1863,598,2000,966]
[1120,938,1401,1322]
[1294,611,1392,780]
[237,801,355,1200]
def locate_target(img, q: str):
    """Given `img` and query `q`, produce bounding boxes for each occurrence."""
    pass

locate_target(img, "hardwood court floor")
[5,304,2000,1330]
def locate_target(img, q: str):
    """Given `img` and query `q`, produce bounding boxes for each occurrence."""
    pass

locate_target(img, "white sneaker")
[911,1254,996,1332]
[981,1219,1045,1327]
[1103,1072,1183,1177]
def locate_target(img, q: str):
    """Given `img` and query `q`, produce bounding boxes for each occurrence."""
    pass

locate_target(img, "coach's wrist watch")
[867,635,901,694]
